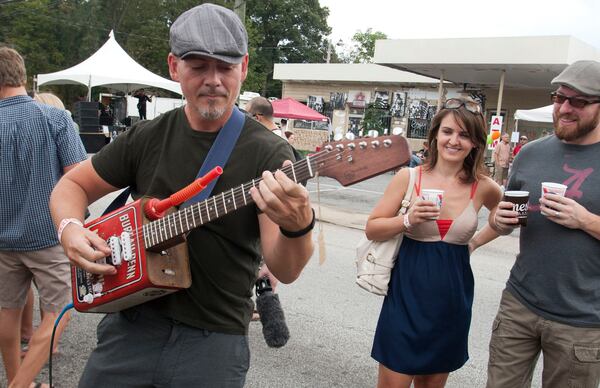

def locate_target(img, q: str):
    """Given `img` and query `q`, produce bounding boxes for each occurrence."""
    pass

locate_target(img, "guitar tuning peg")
[383,139,392,147]
[359,141,367,149]
[347,142,356,150]
[371,140,380,148]
[325,145,333,151]
[347,155,353,162]
[336,144,344,151]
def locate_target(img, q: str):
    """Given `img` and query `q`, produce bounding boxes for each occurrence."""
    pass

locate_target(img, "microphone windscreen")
[256,291,290,348]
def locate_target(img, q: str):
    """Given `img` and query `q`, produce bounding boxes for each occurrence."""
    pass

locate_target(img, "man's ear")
[167,53,180,82]
[240,54,249,82]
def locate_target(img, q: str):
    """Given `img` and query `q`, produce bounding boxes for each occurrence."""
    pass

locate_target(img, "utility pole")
[234,0,246,23]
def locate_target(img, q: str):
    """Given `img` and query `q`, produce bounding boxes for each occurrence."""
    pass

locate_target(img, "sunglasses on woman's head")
[443,98,482,115]
[550,92,600,109]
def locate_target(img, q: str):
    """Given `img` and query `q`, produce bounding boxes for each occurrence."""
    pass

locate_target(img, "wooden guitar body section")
[72,135,411,313]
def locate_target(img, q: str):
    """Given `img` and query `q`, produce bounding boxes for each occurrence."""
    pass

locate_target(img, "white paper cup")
[541,182,567,197]
[541,182,567,216]
[421,189,444,219]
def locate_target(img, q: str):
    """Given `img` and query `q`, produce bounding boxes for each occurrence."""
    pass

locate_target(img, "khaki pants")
[486,289,600,388]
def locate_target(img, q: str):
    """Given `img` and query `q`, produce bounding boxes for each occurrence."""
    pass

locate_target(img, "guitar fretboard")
[142,156,316,248]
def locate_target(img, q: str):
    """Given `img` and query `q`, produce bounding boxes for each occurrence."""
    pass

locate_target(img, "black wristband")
[279,209,315,238]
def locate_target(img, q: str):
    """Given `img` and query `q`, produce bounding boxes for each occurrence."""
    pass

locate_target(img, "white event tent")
[514,105,553,123]
[37,30,181,98]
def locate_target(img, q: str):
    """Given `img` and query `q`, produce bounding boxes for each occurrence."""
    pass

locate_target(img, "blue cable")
[49,302,74,387]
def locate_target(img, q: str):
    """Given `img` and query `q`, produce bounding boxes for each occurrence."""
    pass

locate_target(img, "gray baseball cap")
[169,3,248,64]
[551,60,600,97]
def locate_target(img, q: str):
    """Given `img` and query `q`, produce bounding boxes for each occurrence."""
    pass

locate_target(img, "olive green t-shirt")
[92,107,293,334]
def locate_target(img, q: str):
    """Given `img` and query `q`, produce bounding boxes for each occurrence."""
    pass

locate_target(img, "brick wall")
[289,128,329,151]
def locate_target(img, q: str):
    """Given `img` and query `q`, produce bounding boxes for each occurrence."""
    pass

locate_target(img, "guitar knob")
[371,140,380,148]
[347,142,356,150]
[383,139,392,147]
[336,144,344,151]
[359,141,367,149]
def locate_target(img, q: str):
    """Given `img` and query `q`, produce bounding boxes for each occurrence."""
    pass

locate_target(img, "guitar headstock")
[312,135,411,186]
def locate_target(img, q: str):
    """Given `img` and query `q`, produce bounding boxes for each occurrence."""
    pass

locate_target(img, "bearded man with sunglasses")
[486,60,600,388]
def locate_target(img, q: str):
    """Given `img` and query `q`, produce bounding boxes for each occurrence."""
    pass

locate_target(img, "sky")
[319,0,599,50]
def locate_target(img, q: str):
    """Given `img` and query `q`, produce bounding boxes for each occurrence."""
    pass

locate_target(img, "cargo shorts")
[486,289,600,388]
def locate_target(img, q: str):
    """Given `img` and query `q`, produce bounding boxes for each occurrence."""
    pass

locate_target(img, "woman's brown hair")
[424,98,487,183]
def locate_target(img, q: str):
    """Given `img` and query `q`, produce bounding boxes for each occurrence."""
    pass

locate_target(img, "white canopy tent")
[37,30,181,98]
[514,105,553,123]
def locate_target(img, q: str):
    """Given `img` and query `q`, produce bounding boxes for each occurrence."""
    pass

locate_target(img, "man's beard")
[553,111,599,142]
[195,85,240,120]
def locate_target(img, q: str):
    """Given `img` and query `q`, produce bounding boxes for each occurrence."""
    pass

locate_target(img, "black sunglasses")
[443,98,482,115]
[550,92,600,109]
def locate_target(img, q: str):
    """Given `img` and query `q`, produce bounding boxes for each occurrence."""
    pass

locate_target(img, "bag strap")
[398,167,416,215]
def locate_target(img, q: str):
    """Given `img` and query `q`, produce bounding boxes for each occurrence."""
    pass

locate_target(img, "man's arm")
[251,161,314,284]
[50,159,119,275]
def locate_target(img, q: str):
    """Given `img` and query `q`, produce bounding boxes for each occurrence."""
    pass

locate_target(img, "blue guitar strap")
[181,106,245,208]
[102,106,245,215]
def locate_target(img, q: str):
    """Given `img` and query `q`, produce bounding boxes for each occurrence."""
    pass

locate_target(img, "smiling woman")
[364,97,503,387]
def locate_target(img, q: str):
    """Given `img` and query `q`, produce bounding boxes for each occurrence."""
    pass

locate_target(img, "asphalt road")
[1,171,544,388]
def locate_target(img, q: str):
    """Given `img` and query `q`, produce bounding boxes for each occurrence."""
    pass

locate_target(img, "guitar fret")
[158,218,165,243]
[150,222,156,246]
[199,203,204,227]
[213,197,218,218]
[290,163,297,183]
[178,213,184,235]
[165,216,173,239]
[305,155,314,178]
[143,225,149,247]
[205,200,210,221]
[168,215,174,239]
[231,188,237,210]
[242,183,247,204]
[222,192,227,213]
[184,207,190,230]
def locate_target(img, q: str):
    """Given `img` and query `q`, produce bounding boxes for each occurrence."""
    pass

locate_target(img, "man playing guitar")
[50,4,314,386]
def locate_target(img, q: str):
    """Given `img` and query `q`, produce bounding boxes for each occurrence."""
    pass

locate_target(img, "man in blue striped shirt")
[0,47,87,388]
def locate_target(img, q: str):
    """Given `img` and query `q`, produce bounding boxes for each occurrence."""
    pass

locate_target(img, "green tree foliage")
[343,28,387,64]
[245,0,331,97]
[362,103,388,135]
[0,0,330,104]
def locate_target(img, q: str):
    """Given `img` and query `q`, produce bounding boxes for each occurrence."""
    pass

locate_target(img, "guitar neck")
[142,156,317,249]
[141,134,410,250]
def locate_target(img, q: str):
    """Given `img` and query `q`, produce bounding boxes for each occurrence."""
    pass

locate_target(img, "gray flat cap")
[551,60,600,97]
[170,3,248,64]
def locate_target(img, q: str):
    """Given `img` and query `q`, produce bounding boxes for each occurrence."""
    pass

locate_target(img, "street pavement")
[1,172,544,387]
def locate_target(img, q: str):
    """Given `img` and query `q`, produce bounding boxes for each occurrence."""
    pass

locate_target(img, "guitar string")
[127,150,333,244]
[126,144,378,246]
[129,156,318,244]
[117,141,388,246]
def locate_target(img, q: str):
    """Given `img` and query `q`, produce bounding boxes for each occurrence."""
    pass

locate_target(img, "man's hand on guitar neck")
[250,160,312,233]
[251,160,314,284]
[60,222,115,275]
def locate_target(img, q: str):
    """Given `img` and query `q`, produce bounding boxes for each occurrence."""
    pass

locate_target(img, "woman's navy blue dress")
[371,181,479,374]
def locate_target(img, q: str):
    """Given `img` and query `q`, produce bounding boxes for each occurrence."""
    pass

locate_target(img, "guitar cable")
[48,302,74,388]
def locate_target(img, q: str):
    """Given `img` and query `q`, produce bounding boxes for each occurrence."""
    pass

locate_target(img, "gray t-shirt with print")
[506,134,600,327]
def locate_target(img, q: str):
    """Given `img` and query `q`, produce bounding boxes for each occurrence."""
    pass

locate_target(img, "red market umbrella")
[271,97,328,121]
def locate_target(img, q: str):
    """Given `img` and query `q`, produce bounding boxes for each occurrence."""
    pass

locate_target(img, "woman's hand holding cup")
[408,199,441,225]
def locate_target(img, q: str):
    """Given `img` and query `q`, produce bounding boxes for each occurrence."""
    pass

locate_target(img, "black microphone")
[255,276,290,348]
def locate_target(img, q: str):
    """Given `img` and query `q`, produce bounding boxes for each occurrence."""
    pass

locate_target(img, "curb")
[313,205,368,231]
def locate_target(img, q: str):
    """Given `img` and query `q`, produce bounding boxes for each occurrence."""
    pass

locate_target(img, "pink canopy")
[271,97,328,121]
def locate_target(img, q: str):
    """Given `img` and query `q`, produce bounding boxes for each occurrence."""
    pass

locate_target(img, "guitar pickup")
[120,232,133,262]
[108,236,122,265]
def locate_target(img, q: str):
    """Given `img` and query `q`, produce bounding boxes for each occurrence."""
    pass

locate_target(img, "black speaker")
[79,133,108,153]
